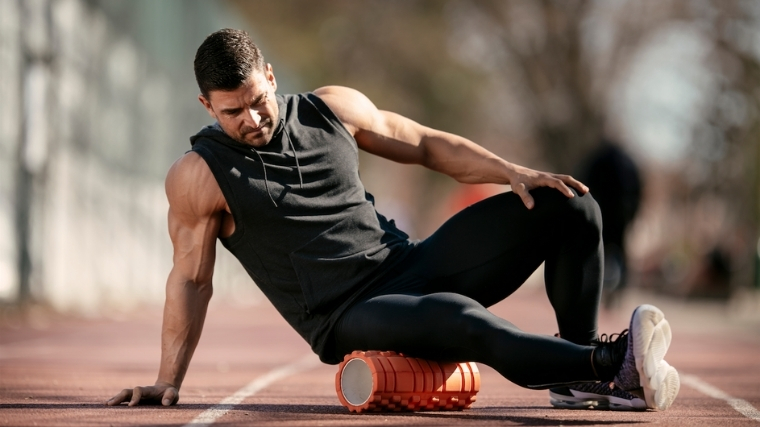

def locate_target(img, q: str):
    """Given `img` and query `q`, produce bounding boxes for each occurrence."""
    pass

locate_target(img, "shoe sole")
[549,390,647,411]
[630,304,680,410]
[652,360,681,411]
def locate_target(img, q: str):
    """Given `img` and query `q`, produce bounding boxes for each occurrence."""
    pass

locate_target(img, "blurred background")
[1,0,759,319]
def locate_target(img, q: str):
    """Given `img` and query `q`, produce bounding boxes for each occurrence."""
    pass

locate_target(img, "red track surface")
[2,285,759,426]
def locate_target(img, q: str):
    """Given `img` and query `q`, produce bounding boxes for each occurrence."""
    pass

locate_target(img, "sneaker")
[549,382,647,411]
[608,304,680,410]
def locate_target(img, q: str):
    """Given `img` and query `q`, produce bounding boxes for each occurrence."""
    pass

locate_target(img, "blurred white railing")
[0,0,262,314]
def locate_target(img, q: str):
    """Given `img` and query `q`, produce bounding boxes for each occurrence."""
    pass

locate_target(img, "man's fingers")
[106,385,175,407]
[128,386,144,407]
[512,183,535,209]
[558,174,589,194]
[546,177,574,198]
[511,171,588,208]
[162,388,179,406]
[106,388,132,406]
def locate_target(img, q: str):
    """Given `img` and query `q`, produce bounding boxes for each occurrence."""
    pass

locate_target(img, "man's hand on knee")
[106,382,179,407]
[507,164,589,209]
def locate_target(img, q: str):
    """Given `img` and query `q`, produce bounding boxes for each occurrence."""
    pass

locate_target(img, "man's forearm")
[421,130,515,185]
[156,272,213,389]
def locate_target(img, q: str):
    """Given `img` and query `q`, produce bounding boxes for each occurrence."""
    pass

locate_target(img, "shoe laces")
[593,329,628,345]
[592,329,629,368]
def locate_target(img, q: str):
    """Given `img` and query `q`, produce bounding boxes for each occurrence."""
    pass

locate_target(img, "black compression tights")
[334,188,605,389]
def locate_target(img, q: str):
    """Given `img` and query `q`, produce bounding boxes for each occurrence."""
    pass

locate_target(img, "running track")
[1,285,759,426]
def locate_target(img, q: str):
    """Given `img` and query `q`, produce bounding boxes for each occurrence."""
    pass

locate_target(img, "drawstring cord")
[251,147,278,208]
[252,118,304,208]
[282,123,304,190]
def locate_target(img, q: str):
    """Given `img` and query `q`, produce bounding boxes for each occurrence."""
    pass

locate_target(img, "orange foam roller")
[335,350,480,413]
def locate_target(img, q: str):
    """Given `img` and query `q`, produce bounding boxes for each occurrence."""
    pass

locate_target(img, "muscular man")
[107,29,680,411]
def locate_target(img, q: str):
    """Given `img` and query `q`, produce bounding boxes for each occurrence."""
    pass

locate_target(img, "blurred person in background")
[106,29,679,412]
[578,138,642,308]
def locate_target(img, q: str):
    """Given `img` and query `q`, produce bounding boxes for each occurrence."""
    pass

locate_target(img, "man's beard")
[235,118,273,146]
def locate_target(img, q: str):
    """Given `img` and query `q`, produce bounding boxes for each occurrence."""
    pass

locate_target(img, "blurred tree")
[680,0,760,291]
[229,1,459,131]
[229,1,681,171]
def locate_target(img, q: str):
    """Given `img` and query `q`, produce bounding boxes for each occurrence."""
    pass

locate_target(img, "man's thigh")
[406,189,566,306]
[333,292,513,361]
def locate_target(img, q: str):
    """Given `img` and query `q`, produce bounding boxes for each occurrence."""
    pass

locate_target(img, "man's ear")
[265,64,277,91]
[198,94,217,119]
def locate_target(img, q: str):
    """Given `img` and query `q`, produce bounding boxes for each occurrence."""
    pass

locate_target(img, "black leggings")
[334,188,604,389]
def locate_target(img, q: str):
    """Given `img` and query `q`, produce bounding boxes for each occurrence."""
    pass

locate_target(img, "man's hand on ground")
[106,382,179,406]
[507,164,589,209]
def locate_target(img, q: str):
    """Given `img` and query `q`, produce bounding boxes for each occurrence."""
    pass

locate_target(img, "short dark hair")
[194,28,265,99]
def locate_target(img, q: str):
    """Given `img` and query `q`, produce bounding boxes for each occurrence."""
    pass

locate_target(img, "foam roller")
[335,350,480,413]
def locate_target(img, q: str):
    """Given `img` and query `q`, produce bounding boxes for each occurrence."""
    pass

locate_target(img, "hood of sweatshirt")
[190,94,303,207]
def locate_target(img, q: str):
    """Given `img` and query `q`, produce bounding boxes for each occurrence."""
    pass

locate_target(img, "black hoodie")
[189,92,412,363]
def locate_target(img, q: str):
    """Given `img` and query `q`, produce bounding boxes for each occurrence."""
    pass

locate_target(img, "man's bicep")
[316,86,428,164]
[354,110,429,164]
[167,207,219,285]
[165,154,223,284]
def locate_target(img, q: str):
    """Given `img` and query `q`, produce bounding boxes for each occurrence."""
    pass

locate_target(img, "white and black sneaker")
[550,382,647,411]
[551,304,680,411]
[613,304,680,410]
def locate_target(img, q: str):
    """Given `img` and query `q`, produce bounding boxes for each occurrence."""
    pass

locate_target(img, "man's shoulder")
[166,152,215,196]
[167,151,207,181]
[165,151,226,214]
[311,86,375,136]
[276,91,356,138]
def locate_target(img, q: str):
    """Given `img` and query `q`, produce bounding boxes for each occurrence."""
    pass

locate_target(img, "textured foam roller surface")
[335,350,480,413]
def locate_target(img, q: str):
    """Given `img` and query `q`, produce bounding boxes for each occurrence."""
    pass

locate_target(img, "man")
[107,29,679,411]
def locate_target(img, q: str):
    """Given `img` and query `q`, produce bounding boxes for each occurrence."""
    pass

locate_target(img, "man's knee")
[568,191,603,236]
[532,187,602,240]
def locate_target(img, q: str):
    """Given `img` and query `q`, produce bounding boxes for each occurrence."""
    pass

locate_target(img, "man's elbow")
[166,271,214,302]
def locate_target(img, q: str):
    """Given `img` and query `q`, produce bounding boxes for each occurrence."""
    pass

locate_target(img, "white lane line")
[682,374,760,422]
[183,354,321,427]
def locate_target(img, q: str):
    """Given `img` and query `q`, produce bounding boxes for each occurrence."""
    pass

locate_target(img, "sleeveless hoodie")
[190,93,412,364]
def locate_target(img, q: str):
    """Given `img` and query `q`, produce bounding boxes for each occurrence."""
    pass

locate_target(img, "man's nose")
[244,108,262,127]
